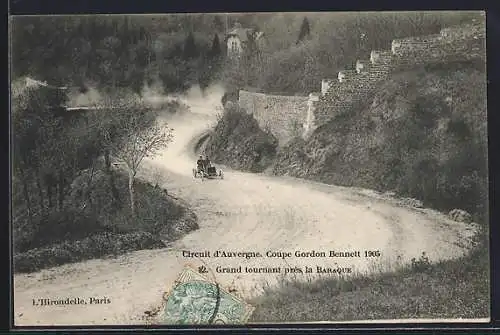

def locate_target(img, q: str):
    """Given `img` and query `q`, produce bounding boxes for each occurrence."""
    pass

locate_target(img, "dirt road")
[13,86,477,326]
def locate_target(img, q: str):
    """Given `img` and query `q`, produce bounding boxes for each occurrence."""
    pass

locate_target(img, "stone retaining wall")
[313,21,486,128]
[238,90,310,146]
[237,20,486,143]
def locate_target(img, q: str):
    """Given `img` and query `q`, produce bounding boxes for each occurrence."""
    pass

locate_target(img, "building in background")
[225,22,264,59]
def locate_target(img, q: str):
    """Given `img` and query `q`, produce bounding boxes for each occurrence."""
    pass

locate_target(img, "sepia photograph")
[10,11,488,326]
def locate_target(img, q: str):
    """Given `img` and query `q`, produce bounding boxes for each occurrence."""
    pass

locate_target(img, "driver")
[204,156,212,170]
[196,155,204,172]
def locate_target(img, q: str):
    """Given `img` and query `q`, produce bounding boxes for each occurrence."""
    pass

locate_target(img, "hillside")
[250,229,489,322]
[11,12,482,97]
[11,80,199,274]
[273,59,487,222]
[12,164,199,274]
[204,103,278,172]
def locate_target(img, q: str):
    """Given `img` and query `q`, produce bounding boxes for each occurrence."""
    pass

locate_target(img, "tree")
[101,95,173,216]
[213,16,225,32]
[11,80,101,221]
[198,34,224,89]
[244,30,259,59]
[210,34,222,59]
[12,87,42,224]
[296,17,311,44]
[183,32,198,60]
[302,52,319,93]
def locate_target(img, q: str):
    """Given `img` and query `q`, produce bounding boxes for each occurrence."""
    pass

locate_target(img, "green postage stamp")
[161,266,255,325]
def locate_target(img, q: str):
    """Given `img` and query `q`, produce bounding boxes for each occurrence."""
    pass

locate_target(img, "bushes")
[205,104,278,172]
[221,90,239,107]
[376,121,487,222]
[14,231,166,273]
[250,239,489,322]
[15,209,107,253]
[12,168,199,273]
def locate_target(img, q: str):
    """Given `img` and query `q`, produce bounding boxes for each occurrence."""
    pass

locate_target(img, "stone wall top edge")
[246,23,482,105]
[238,89,308,100]
[392,34,442,44]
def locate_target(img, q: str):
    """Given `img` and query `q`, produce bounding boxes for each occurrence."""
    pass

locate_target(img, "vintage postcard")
[10,11,488,326]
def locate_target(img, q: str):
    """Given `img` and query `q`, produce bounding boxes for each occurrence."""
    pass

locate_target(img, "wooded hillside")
[11,82,197,273]
[11,12,483,96]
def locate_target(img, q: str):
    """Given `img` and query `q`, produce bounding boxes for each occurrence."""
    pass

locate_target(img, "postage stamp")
[160,266,255,325]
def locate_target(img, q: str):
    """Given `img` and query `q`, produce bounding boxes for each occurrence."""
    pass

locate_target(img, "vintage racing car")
[192,165,224,180]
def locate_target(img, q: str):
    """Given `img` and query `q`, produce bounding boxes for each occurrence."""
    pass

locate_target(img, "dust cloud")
[62,79,226,176]
[142,80,225,115]
[145,82,226,176]
[67,86,104,107]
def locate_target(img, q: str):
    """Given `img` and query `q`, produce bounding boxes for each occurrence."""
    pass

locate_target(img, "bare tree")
[101,95,173,216]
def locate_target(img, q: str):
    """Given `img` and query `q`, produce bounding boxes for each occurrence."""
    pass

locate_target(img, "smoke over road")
[146,83,225,175]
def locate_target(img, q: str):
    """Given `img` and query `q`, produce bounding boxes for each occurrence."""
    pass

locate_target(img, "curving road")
[13,86,478,326]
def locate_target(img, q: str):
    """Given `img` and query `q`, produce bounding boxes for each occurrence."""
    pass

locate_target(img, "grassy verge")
[13,231,165,273]
[13,168,198,273]
[249,230,489,322]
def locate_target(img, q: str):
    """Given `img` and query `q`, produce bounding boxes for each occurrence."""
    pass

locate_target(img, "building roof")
[226,25,264,43]
[227,27,255,42]
[14,77,67,91]
[12,76,68,100]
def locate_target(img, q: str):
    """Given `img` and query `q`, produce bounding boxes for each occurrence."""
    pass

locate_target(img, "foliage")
[249,233,489,321]
[210,34,222,59]
[98,95,173,215]
[204,104,278,172]
[273,61,488,222]
[199,34,224,89]
[14,231,166,273]
[11,83,195,272]
[11,16,223,94]
[183,32,198,59]
[12,84,95,220]
[219,11,483,95]
[13,167,199,273]
[221,90,239,107]
[11,13,482,96]
[296,17,311,44]
[410,252,432,273]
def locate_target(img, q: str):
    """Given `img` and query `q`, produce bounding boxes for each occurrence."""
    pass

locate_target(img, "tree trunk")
[85,163,96,205]
[35,172,45,214]
[104,149,120,205]
[18,166,33,226]
[128,170,136,216]
[47,181,53,208]
[104,149,111,171]
[57,172,65,211]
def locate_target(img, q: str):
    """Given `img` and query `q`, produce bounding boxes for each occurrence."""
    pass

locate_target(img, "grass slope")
[252,60,489,321]
[250,231,489,322]
[204,103,278,173]
[273,60,487,223]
